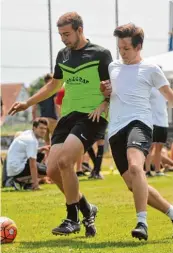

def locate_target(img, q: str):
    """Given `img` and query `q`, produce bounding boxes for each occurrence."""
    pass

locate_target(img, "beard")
[70,38,80,50]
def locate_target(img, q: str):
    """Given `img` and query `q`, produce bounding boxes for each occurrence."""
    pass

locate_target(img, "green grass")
[1,173,173,253]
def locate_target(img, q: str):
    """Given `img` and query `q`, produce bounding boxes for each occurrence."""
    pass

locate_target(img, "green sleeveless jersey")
[53,41,112,116]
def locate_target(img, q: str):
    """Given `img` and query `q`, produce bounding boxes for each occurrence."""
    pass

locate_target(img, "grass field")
[1,173,173,253]
[1,123,32,136]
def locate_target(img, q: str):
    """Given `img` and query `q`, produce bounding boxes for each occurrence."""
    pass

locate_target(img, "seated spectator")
[3,118,49,190]
[161,146,173,172]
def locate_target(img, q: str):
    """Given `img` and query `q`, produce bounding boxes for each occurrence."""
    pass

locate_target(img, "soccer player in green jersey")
[9,12,112,237]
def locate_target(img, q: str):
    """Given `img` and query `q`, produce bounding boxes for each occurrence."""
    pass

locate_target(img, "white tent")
[145,51,173,79]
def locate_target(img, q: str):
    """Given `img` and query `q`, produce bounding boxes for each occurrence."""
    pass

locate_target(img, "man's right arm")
[27,78,63,107]
[8,78,63,115]
[29,158,39,190]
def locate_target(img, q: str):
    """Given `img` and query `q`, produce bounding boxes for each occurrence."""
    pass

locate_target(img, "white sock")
[166,205,173,220]
[137,211,148,227]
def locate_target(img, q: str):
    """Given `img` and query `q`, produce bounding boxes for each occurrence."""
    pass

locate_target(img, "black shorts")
[51,111,108,152]
[153,125,168,143]
[109,120,152,176]
[14,153,47,178]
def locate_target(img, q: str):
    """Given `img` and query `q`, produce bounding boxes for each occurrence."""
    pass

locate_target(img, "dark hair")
[44,73,53,83]
[57,12,83,30]
[114,23,144,48]
[33,118,48,128]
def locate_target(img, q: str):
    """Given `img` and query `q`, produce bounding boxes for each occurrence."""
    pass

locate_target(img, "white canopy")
[145,51,173,79]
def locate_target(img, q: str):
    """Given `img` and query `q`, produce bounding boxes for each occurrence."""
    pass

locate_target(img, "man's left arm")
[98,49,113,96]
[88,49,113,121]
[159,85,173,107]
[151,65,173,107]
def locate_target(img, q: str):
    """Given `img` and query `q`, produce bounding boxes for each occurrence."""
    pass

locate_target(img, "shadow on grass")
[20,238,171,250]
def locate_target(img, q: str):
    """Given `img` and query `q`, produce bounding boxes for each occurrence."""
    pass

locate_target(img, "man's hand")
[32,182,40,191]
[8,102,29,116]
[38,145,50,152]
[100,80,112,97]
[88,101,109,122]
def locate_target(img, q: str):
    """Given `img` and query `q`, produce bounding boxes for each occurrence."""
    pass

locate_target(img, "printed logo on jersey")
[62,51,69,63]
[66,76,89,85]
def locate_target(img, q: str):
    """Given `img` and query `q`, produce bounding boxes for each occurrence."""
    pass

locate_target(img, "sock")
[166,205,173,220]
[82,162,89,167]
[79,195,91,218]
[137,211,148,227]
[66,202,79,222]
[87,147,96,166]
[94,145,104,174]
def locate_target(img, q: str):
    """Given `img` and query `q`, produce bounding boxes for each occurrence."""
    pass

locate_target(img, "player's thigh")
[58,134,84,167]
[127,121,152,168]
[109,131,128,176]
[71,116,107,153]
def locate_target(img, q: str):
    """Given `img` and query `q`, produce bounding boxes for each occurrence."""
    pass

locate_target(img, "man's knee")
[129,163,143,176]
[57,156,72,171]
[47,160,58,179]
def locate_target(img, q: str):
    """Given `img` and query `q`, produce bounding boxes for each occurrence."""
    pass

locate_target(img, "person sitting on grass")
[4,118,49,190]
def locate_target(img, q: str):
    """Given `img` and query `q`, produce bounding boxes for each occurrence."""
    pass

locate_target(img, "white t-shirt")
[108,60,170,139]
[7,130,38,176]
[150,87,168,127]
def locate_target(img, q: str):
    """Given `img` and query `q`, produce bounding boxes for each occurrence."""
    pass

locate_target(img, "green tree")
[28,76,44,96]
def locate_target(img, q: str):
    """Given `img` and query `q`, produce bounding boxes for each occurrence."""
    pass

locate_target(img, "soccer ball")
[0,217,17,244]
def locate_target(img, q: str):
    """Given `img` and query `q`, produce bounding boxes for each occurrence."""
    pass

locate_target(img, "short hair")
[44,73,53,83]
[57,12,83,30]
[33,118,48,128]
[114,23,144,48]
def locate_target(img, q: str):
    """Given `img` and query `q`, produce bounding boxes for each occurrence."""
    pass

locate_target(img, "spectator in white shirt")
[6,118,49,190]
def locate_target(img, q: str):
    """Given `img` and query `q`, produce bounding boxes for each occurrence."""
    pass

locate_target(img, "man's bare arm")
[8,78,63,115]
[159,85,173,107]
[29,158,39,190]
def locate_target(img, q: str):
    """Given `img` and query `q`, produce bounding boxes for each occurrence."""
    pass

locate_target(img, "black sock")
[82,162,89,167]
[79,195,91,218]
[66,202,79,222]
[87,147,96,166]
[94,145,104,174]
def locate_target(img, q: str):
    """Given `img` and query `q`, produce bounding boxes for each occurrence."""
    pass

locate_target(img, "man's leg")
[47,139,97,237]
[93,139,105,179]
[154,143,165,175]
[127,148,148,213]
[57,134,83,205]
[122,170,171,213]
[122,170,173,234]
[145,144,155,177]
[47,140,81,235]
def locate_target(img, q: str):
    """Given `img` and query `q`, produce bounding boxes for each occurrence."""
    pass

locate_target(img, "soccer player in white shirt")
[145,87,169,176]
[91,23,173,241]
